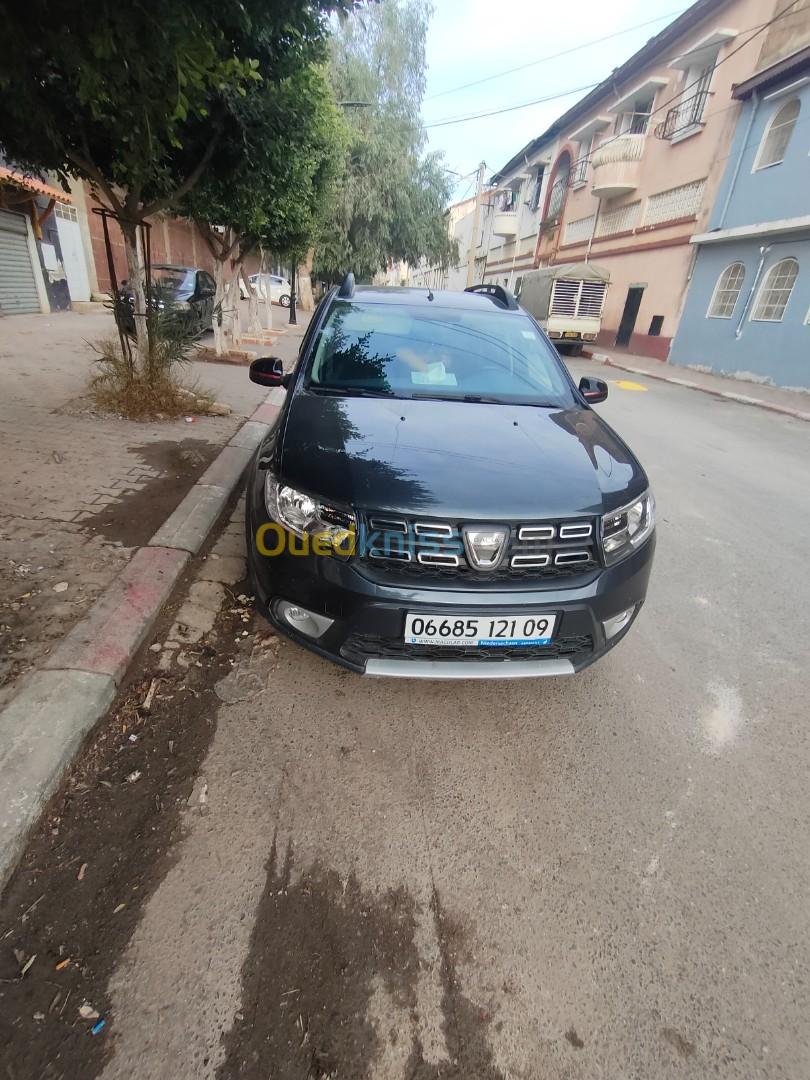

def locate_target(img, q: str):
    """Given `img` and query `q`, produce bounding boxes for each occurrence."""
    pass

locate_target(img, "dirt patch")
[0,571,250,1080]
[217,851,504,1080]
[79,439,218,546]
[0,530,127,709]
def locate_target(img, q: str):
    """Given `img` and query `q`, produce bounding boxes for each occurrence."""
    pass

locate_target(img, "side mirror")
[249,356,285,387]
[578,376,608,404]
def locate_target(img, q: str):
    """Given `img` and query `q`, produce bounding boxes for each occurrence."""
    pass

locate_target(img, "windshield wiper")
[408,391,500,404]
[411,392,559,407]
[312,386,395,398]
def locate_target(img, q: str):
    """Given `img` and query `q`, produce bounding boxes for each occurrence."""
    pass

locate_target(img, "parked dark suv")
[244,277,655,678]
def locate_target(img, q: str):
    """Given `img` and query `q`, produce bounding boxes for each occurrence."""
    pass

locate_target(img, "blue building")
[669,46,810,388]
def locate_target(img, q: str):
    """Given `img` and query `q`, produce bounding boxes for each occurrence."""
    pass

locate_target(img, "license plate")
[562,331,580,339]
[404,613,557,647]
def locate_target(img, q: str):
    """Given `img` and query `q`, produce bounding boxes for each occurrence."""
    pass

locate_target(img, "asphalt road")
[41,372,810,1077]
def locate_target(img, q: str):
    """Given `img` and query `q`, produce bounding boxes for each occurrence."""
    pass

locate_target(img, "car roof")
[152,264,198,273]
[341,285,523,312]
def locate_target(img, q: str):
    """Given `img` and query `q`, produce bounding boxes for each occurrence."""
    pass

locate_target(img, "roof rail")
[464,283,519,310]
[338,272,355,298]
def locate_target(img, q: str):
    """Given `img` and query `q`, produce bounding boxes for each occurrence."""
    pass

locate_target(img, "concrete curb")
[0,394,284,888]
[582,350,810,423]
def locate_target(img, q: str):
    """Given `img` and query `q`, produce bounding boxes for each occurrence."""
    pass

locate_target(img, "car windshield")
[307,300,575,406]
[152,268,193,297]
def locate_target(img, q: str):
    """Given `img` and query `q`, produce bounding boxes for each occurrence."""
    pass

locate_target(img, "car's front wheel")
[279,294,291,308]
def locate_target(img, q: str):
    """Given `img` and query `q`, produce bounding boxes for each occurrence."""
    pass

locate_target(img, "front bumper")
[245,492,654,680]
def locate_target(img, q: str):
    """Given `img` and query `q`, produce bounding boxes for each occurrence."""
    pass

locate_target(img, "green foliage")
[181,64,347,264]
[0,0,352,217]
[315,0,456,282]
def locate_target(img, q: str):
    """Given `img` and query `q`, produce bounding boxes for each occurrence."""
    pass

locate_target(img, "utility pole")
[465,160,486,288]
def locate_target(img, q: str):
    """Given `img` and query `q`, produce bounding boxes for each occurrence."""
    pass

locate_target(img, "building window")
[707,262,746,318]
[617,95,655,135]
[498,188,518,212]
[657,65,714,140]
[570,136,594,188]
[648,315,664,336]
[754,99,801,170]
[514,276,523,298]
[542,152,572,226]
[530,167,545,211]
[750,258,799,322]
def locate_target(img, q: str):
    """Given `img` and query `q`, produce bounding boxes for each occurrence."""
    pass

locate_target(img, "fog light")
[275,599,334,639]
[603,605,636,641]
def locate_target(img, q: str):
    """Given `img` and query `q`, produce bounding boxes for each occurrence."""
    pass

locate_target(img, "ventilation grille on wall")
[644,179,706,225]
[595,201,642,237]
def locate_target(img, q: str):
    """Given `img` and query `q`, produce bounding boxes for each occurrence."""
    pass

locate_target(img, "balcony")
[492,209,518,238]
[590,134,645,199]
[654,90,711,142]
[569,157,589,189]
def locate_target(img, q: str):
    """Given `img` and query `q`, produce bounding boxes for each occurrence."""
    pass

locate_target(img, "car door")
[195,271,216,330]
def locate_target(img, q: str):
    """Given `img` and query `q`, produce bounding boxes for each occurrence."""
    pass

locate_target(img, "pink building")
[481,0,803,360]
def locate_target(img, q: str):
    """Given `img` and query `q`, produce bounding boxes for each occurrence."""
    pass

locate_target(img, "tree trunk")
[223,260,243,351]
[122,223,149,374]
[298,248,316,312]
[243,265,262,335]
[288,259,297,326]
[212,256,226,357]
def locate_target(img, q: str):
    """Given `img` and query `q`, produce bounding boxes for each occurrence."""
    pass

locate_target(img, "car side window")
[195,272,211,295]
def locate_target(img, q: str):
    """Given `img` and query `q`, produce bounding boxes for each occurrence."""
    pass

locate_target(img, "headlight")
[601,490,655,565]
[264,474,356,557]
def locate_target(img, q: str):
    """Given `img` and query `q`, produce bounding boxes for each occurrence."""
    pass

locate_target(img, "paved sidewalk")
[583,345,810,422]
[0,310,308,707]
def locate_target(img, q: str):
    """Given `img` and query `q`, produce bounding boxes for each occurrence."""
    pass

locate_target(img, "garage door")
[0,209,40,314]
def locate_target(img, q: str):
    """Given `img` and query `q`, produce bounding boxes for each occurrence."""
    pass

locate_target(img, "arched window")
[707,262,746,318]
[754,98,801,170]
[751,258,799,322]
[544,152,571,222]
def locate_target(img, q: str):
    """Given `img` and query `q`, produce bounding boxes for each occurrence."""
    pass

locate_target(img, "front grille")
[342,632,594,666]
[358,514,600,581]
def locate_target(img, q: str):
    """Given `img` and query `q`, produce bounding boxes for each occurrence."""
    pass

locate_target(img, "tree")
[0,0,352,367]
[314,0,456,283]
[180,64,346,353]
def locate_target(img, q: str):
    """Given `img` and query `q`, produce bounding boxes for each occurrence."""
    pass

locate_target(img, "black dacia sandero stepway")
[244,275,655,679]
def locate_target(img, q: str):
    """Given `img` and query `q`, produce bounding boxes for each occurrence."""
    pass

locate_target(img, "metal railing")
[655,90,711,140]
[569,158,589,186]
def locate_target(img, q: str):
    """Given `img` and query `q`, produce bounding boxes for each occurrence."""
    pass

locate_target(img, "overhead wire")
[425,8,689,100]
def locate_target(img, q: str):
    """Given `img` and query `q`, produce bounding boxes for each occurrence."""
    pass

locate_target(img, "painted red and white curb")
[0,388,285,887]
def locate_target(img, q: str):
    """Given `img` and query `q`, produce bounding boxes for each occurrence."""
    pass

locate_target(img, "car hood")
[277,392,647,519]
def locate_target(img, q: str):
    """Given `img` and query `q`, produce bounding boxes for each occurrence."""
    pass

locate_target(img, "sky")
[422,0,689,200]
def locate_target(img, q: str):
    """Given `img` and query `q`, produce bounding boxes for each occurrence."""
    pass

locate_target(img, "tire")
[279,294,291,308]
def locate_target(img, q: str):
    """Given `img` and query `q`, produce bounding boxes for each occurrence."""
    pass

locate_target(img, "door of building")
[54,203,91,302]
[616,286,644,347]
[0,208,40,314]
